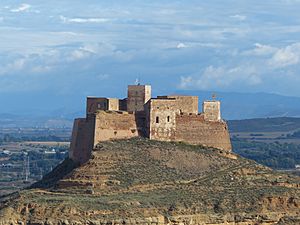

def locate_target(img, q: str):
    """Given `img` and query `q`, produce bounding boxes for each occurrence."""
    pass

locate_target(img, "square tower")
[203,101,221,122]
[127,85,151,112]
[86,97,119,115]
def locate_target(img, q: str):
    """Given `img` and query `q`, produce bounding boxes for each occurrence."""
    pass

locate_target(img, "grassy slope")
[0,138,299,223]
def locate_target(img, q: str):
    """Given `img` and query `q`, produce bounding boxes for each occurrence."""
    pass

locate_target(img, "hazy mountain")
[1,90,300,127]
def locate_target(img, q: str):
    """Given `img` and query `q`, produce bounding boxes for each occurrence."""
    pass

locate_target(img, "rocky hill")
[0,138,299,225]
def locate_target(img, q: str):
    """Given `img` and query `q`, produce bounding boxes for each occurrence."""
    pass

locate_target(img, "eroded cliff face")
[0,138,299,225]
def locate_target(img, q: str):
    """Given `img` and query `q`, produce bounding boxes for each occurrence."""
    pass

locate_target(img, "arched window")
[156,116,159,123]
[167,116,170,122]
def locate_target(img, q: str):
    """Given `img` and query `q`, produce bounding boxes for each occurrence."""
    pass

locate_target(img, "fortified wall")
[70,84,232,164]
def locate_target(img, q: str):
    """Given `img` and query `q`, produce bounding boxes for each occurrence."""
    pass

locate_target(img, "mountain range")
[1,90,300,128]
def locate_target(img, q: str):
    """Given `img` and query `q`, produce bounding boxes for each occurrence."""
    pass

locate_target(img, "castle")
[70,84,232,164]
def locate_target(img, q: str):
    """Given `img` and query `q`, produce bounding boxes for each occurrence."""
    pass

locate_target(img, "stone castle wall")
[145,99,177,141]
[69,117,95,164]
[93,111,142,145]
[175,114,232,151]
[70,111,144,164]
[157,95,198,114]
[70,85,232,164]
[203,101,221,121]
[127,85,151,112]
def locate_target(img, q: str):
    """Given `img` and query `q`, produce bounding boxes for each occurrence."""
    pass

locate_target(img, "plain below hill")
[0,138,299,225]
[228,117,300,133]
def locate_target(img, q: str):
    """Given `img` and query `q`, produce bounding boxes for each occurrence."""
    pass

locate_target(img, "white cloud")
[179,76,193,89]
[269,43,300,68]
[0,58,26,75]
[67,43,116,61]
[177,43,188,49]
[31,65,51,73]
[230,14,247,21]
[179,65,262,90]
[245,43,278,56]
[60,16,110,24]
[10,4,31,13]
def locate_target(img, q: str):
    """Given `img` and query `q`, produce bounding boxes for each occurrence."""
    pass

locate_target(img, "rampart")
[93,111,144,144]
[69,117,95,164]
[175,114,231,151]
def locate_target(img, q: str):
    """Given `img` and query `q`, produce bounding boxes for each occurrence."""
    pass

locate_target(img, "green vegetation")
[0,134,68,142]
[228,117,300,132]
[232,138,300,169]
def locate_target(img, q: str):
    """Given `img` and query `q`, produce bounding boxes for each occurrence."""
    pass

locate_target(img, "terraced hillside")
[0,138,299,225]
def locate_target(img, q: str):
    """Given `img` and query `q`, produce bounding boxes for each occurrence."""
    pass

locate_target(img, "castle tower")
[127,84,151,112]
[203,101,221,122]
[86,97,119,115]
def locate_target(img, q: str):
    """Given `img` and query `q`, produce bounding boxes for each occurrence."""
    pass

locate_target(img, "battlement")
[70,84,231,164]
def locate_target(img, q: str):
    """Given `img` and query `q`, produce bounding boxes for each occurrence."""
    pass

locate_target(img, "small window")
[156,116,159,123]
[167,116,170,122]
[97,103,101,109]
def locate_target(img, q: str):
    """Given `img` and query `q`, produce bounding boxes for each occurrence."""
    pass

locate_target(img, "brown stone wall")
[175,114,232,151]
[203,101,221,121]
[158,96,198,114]
[93,111,142,144]
[127,85,151,112]
[86,97,119,115]
[108,98,119,111]
[146,99,177,141]
[87,97,107,114]
[69,117,96,164]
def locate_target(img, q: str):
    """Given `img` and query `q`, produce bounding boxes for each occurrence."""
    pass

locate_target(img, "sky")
[1,0,300,114]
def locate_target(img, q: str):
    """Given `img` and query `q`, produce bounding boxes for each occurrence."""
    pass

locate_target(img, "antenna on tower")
[212,93,217,101]
[135,77,141,85]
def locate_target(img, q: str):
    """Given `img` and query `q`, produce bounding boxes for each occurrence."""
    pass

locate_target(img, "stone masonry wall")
[87,98,119,114]
[203,101,221,122]
[157,96,198,114]
[69,117,96,164]
[145,99,177,141]
[93,111,142,145]
[127,85,151,112]
[175,114,232,151]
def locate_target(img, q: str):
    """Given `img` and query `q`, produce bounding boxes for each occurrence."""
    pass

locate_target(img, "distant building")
[70,84,232,164]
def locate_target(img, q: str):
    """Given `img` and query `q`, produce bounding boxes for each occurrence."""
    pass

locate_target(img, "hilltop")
[0,138,299,225]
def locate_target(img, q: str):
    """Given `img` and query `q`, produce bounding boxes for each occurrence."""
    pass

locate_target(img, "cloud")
[244,43,278,56]
[230,14,247,21]
[177,43,188,49]
[0,58,26,75]
[66,43,117,61]
[269,43,300,68]
[179,65,262,90]
[10,4,31,13]
[60,16,110,24]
